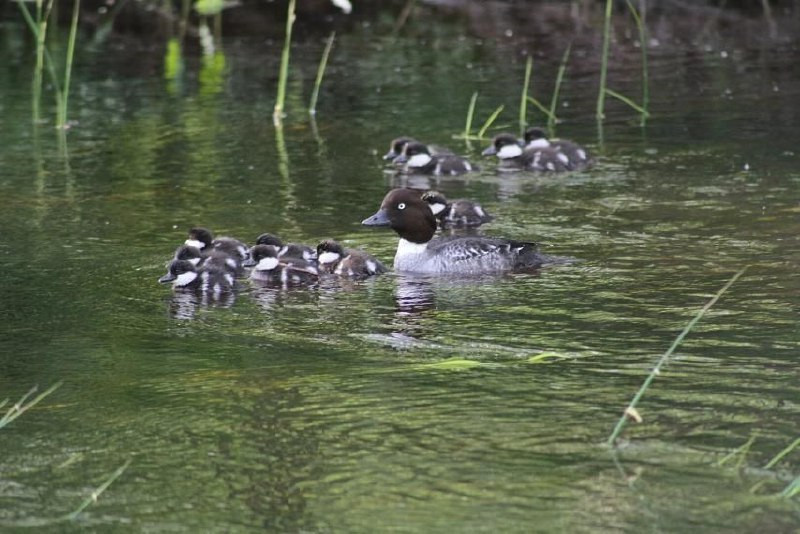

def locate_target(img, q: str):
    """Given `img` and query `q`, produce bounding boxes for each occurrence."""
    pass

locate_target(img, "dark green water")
[1,7,799,531]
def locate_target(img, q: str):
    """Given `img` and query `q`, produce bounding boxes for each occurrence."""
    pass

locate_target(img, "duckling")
[254,233,317,263]
[316,240,387,278]
[421,191,493,227]
[382,137,455,162]
[173,244,241,276]
[395,142,473,176]
[159,260,234,293]
[482,133,570,172]
[244,244,319,286]
[184,227,248,263]
[524,126,590,168]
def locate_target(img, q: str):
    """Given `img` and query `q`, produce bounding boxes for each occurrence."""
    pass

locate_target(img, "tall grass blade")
[64,458,132,521]
[526,96,555,122]
[519,56,532,135]
[763,436,800,470]
[58,0,81,129]
[463,91,478,140]
[606,88,649,116]
[308,31,335,115]
[273,0,296,125]
[607,267,749,446]
[780,475,800,498]
[715,434,756,467]
[476,105,504,140]
[0,382,63,430]
[625,0,649,125]
[548,43,571,133]
[596,0,613,121]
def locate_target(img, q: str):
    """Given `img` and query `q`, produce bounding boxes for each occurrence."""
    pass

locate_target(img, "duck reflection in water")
[166,289,236,320]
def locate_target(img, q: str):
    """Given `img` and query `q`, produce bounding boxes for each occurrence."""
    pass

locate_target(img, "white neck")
[256,257,279,271]
[407,153,432,168]
[526,138,550,149]
[497,144,523,159]
[174,271,198,287]
[428,202,446,215]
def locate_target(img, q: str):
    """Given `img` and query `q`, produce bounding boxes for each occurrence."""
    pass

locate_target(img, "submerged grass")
[0,382,62,430]
[607,267,749,446]
[308,31,335,115]
[273,0,296,125]
[63,458,132,521]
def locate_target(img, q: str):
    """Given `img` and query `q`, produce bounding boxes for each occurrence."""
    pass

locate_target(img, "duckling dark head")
[383,137,417,161]
[482,134,523,159]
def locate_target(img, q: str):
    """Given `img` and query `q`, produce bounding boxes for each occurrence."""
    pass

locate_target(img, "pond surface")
[1,4,799,531]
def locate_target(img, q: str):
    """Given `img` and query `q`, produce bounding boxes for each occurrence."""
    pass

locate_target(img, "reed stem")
[58,0,80,129]
[548,43,571,134]
[607,267,749,446]
[519,56,532,136]
[763,436,800,470]
[477,105,504,140]
[463,91,478,140]
[273,0,296,125]
[626,0,649,126]
[309,31,335,115]
[596,0,613,121]
[0,382,63,430]
[64,458,132,521]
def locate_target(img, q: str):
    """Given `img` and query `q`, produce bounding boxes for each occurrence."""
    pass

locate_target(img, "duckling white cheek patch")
[526,138,550,149]
[497,144,523,159]
[256,257,279,271]
[188,257,201,266]
[318,252,340,265]
[185,239,205,250]
[175,271,198,287]
[407,153,432,167]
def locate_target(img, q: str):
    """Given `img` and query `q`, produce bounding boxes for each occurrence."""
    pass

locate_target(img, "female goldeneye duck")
[524,126,590,168]
[244,244,319,285]
[394,142,473,176]
[482,133,570,172]
[159,260,234,293]
[361,188,546,274]
[421,191,493,228]
[254,233,317,263]
[316,239,387,278]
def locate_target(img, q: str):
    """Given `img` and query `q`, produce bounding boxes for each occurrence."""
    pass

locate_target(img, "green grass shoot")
[462,91,478,140]
[58,0,81,129]
[763,436,800,470]
[519,56,532,135]
[781,475,800,498]
[526,96,555,123]
[715,434,756,468]
[607,267,749,446]
[547,43,571,133]
[273,0,296,125]
[626,0,649,125]
[64,458,132,521]
[309,31,335,115]
[476,105,504,140]
[0,382,62,430]
[596,0,613,121]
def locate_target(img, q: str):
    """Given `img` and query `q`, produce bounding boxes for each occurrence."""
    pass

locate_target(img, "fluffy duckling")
[421,191,493,228]
[316,240,387,278]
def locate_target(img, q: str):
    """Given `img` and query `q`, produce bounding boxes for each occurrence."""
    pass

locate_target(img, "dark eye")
[398,203,406,210]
